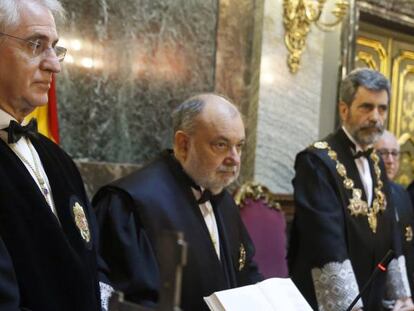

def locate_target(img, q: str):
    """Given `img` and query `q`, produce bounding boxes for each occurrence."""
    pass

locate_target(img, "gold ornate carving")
[390,51,414,138]
[234,181,281,211]
[283,0,349,73]
[396,134,414,186]
[356,37,388,76]
[356,51,378,71]
[390,52,414,186]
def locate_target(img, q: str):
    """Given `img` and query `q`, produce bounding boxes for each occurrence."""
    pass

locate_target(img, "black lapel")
[163,150,223,262]
[0,139,60,224]
[211,195,236,288]
[30,136,90,252]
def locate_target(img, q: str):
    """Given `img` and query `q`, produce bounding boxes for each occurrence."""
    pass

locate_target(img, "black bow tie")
[5,119,38,144]
[197,189,214,204]
[353,148,374,159]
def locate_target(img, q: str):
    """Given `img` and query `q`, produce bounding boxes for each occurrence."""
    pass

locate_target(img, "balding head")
[375,130,400,180]
[172,93,245,194]
[171,93,241,135]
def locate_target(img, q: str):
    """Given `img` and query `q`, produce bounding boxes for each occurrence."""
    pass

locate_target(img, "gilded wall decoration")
[356,27,414,186]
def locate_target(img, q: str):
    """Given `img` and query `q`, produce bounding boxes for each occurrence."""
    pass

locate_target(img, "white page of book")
[258,278,313,311]
[212,284,273,311]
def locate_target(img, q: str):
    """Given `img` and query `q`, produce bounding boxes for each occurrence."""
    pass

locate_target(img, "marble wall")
[55,0,343,195]
[56,0,268,195]
[253,0,340,193]
[361,0,414,18]
[57,0,218,163]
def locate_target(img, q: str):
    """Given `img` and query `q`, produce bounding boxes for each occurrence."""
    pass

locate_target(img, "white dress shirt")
[342,126,373,205]
[192,187,221,259]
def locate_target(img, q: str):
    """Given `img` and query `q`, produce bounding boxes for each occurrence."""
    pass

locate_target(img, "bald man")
[375,131,414,294]
[93,93,263,311]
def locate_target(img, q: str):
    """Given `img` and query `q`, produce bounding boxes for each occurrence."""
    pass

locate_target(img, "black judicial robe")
[93,150,263,311]
[0,134,101,311]
[390,182,414,293]
[288,129,401,311]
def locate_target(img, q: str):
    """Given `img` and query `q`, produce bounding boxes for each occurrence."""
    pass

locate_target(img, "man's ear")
[338,101,349,124]
[174,130,190,161]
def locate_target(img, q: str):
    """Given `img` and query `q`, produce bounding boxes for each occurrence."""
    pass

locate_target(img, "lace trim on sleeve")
[311,259,363,311]
[386,255,411,300]
[100,281,115,311]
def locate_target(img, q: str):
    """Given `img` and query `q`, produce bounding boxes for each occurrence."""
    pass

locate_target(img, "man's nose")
[225,146,241,165]
[369,108,381,122]
[39,49,62,74]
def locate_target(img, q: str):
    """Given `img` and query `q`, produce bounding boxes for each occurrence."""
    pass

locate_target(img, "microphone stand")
[345,250,394,311]
[109,231,187,311]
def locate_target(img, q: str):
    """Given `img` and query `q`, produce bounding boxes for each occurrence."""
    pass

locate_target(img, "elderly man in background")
[289,68,414,311]
[0,1,110,310]
[375,130,414,293]
[93,93,263,311]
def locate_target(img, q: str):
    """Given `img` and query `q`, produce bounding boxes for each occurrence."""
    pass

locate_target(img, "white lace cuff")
[311,259,363,311]
[386,256,411,300]
[100,281,115,311]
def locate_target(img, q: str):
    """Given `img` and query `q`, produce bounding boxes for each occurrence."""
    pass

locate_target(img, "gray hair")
[0,0,65,32]
[340,68,391,106]
[171,96,206,135]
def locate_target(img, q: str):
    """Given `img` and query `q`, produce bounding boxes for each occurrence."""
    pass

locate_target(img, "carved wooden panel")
[355,32,389,76]
[356,24,414,186]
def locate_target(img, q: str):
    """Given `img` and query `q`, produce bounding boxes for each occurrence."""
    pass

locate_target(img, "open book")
[204,278,312,311]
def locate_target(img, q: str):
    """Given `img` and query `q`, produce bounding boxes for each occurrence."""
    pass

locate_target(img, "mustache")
[217,165,238,173]
[360,124,383,131]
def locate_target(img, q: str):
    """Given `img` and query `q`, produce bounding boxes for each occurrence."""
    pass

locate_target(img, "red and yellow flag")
[27,75,60,144]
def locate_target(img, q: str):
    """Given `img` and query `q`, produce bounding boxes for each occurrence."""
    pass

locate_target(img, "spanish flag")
[27,75,60,144]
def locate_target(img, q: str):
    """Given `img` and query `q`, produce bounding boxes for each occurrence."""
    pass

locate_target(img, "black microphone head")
[380,249,394,267]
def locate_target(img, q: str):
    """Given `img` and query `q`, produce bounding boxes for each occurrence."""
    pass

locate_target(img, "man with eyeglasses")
[0,1,110,311]
[375,131,414,295]
[93,93,263,311]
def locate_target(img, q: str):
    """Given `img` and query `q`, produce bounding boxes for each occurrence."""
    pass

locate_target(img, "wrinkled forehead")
[6,1,57,37]
[376,137,400,151]
[197,112,245,141]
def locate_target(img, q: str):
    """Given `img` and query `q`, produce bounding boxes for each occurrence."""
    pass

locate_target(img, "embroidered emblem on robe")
[73,202,91,243]
[238,243,246,271]
[405,226,413,242]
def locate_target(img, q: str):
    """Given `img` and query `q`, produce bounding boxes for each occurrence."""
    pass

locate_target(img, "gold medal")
[238,243,246,271]
[317,141,386,233]
[314,141,328,149]
[367,210,378,233]
[73,202,91,243]
[406,226,413,242]
[343,178,354,189]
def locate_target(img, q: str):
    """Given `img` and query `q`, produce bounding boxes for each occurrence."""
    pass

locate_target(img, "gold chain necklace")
[313,141,387,233]
[10,140,51,206]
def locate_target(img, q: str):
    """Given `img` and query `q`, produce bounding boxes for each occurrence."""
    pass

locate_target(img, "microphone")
[345,249,394,311]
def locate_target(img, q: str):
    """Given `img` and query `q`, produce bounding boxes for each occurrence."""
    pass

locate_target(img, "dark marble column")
[57,0,218,163]
[214,0,265,184]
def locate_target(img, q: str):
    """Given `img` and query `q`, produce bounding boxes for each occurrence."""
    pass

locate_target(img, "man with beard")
[288,68,414,311]
[93,93,263,310]
[375,131,414,294]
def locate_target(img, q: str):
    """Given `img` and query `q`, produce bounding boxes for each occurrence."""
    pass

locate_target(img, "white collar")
[0,109,30,130]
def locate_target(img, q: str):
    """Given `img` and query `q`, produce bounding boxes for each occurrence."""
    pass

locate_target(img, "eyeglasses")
[377,148,400,158]
[0,32,66,62]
